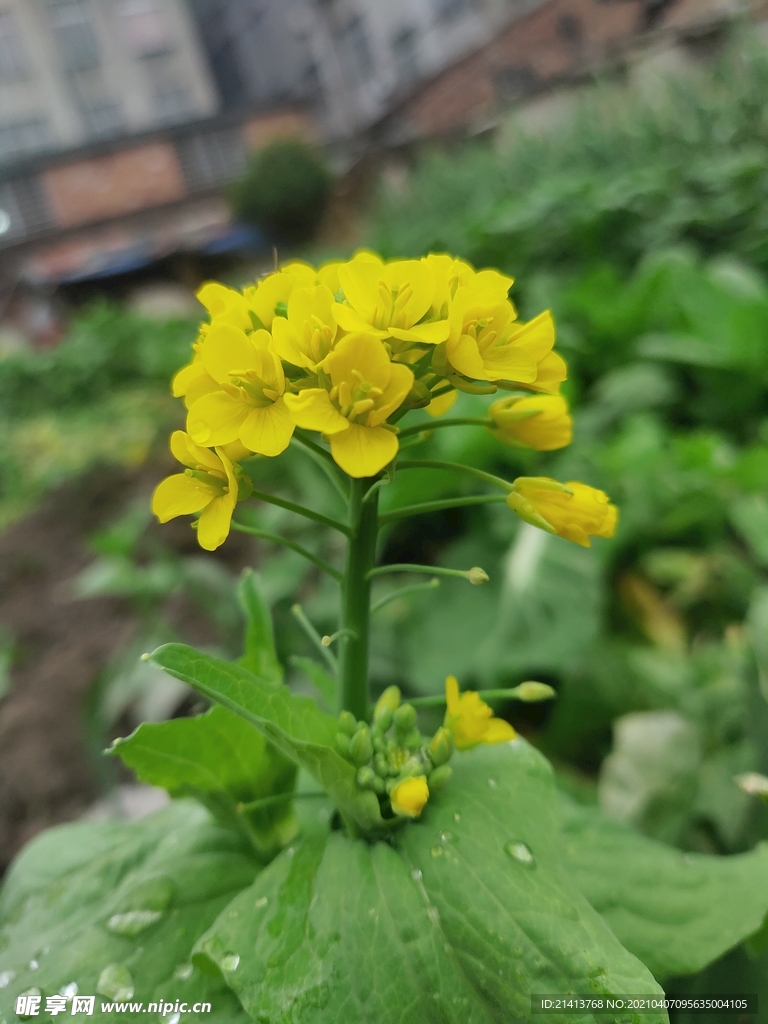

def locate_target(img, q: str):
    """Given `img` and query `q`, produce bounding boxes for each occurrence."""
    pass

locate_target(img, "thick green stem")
[338,477,379,719]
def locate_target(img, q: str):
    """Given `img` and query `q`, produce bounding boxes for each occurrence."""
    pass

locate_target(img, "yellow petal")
[283,389,349,434]
[271,316,306,368]
[152,474,211,522]
[338,255,384,320]
[200,325,264,385]
[330,423,398,477]
[332,302,387,337]
[529,350,568,394]
[445,675,460,715]
[187,392,247,446]
[172,361,204,398]
[383,259,434,326]
[427,390,457,417]
[507,310,555,364]
[367,361,414,426]
[196,494,235,551]
[390,776,429,818]
[239,399,295,457]
[169,430,222,473]
[483,718,517,744]
[480,344,537,384]
[248,271,295,328]
[326,333,392,391]
[447,334,489,380]
[388,320,450,344]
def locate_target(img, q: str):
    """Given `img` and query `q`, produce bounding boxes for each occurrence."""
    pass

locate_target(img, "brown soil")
[0,459,253,871]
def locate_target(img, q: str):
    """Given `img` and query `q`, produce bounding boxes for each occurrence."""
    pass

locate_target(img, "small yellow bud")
[375,686,401,718]
[513,681,557,702]
[391,775,429,818]
[467,567,489,586]
[374,705,393,731]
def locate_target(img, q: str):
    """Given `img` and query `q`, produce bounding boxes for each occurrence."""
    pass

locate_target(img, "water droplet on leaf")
[453,811,461,823]
[220,954,240,972]
[59,983,78,1000]
[0,970,16,989]
[505,841,535,866]
[96,964,134,1001]
[28,961,38,971]
[254,897,268,909]
[106,910,164,936]
[167,1014,181,1024]
[430,845,443,857]
[410,869,422,882]
[487,778,498,789]
[173,964,193,981]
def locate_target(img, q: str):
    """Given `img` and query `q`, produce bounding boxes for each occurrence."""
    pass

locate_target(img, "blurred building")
[189,0,531,141]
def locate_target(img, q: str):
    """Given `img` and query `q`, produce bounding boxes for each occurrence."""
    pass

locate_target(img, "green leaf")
[193,740,666,1024]
[149,643,384,833]
[290,655,338,711]
[238,568,283,684]
[560,796,768,980]
[109,705,297,857]
[0,801,256,1023]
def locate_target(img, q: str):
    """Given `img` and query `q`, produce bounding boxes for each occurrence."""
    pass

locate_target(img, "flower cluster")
[338,678,516,820]
[152,252,618,549]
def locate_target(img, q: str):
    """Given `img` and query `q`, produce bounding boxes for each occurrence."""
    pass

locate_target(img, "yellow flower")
[283,334,414,478]
[391,775,429,818]
[271,283,339,372]
[186,326,294,458]
[488,394,572,451]
[151,431,243,551]
[426,389,458,417]
[444,675,516,751]
[506,477,618,547]
[333,252,450,345]
[512,313,567,394]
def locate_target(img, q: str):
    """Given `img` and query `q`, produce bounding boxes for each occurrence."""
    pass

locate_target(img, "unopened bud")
[401,756,424,778]
[428,727,454,767]
[374,705,393,731]
[467,567,489,586]
[356,765,377,790]
[374,753,390,778]
[403,728,423,752]
[375,686,401,717]
[393,703,417,735]
[335,732,351,758]
[513,681,556,702]
[428,764,453,792]
[349,726,373,766]
[338,710,357,736]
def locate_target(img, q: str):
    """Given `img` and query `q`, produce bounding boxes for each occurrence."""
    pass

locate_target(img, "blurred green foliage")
[0,303,194,526]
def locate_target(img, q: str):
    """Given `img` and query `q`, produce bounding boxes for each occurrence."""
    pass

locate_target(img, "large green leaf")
[109,705,297,856]
[149,644,384,832]
[0,801,256,1023]
[193,740,666,1024]
[237,568,283,684]
[560,797,768,980]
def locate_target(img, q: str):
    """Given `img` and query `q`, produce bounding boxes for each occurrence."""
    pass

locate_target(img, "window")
[431,0,469,21]
[0,120,50,164]
[391,27,418,87]
[143,52,192,123]
[69,67,123,137]
[176,129,245,191]
[0,10,29,80]
[46,0,101,71]
[115,0,173,57]
[338,16,373,85]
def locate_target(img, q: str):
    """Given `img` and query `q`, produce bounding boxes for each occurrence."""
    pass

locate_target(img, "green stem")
[291,604,338,675]
[367,563,478,581]
[397,459,512,491]
[237,791,326,813]
[292,432,350,501]
[249,487,350,536]
[231,522,342,581]
[379,493,508,524]
[338,477,379,719]
[397,417,493,439]
[371,578,440,615]
[409,687,541,708]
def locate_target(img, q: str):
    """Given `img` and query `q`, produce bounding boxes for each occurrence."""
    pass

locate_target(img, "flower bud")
[391,775,429,818]
[374,753,390,778]
[371,731,386,753]
[338,710,357,736]
[428,727,454,767]
[374,705,393,732]
[400,756,424,778]
[356,765,377,790]
[375,686,401,718]
[393,702,417,735]
[349,726,373,766]
[403,728,423,752]
[467,567,489,586]
[514,681,556,702]
[428,764,453,792]
[335,732,351,758]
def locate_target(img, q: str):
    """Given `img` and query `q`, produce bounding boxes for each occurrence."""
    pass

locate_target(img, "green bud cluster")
[335,685,455,816]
